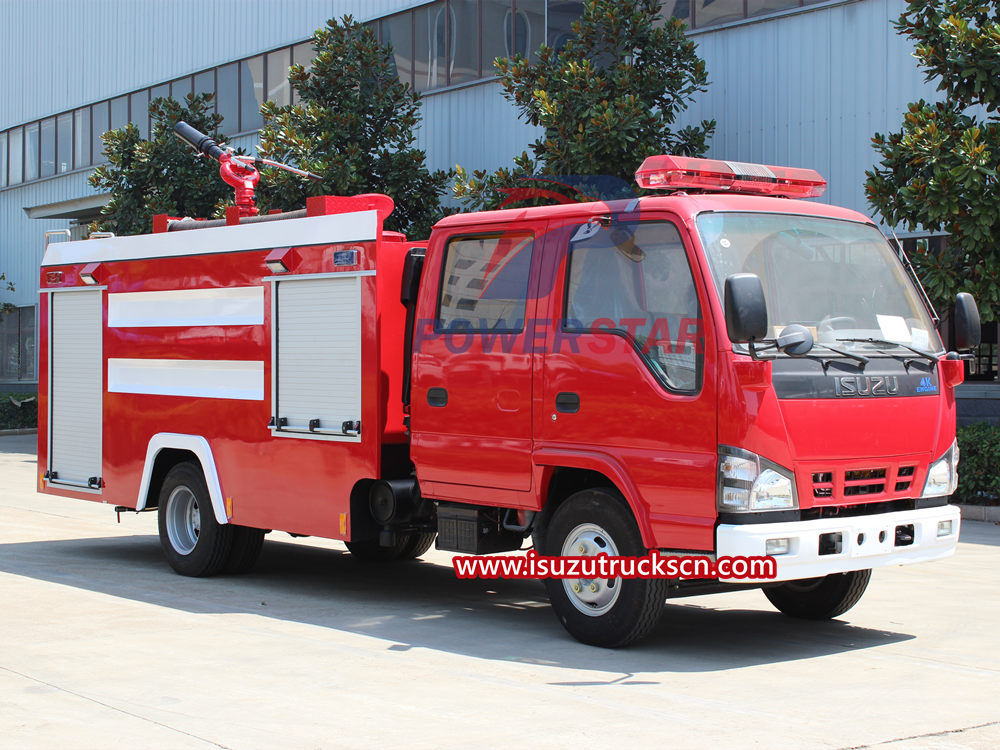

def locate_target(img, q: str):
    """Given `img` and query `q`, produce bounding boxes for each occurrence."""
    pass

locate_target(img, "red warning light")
[635,155,826,198]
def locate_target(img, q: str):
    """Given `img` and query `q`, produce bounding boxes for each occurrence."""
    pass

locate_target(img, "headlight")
[922,440,959,498]
[718,446,798,512]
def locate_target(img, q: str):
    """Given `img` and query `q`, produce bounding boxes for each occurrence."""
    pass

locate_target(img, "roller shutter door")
[49,290,103,487]
[274,276,362,437]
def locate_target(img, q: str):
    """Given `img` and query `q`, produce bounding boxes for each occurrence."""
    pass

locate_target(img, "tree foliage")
[865,1,1000,321]
[1,273,13,315]
[89,94,233,236]
[454,0,715,211]
[256,16,450,239]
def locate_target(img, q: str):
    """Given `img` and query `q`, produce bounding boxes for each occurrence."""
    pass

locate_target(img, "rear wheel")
[158,461,232,577]
[225,526,265,573]
[345,532,433,562]
[542,488,667,648]
[763,569,871,619]
[398,532,436,560]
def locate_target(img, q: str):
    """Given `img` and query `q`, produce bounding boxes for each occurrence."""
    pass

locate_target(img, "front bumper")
[716,504,960,582]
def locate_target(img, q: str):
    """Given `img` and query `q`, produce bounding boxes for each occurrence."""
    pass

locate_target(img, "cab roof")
[433,193,875,231]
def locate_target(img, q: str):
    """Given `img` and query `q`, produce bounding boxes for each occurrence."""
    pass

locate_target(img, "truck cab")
[406,156,974,645]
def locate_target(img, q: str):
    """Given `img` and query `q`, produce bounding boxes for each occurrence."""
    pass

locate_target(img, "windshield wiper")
[835,337,938,367]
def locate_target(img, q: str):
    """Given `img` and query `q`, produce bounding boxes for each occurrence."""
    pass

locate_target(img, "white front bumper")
[716,504,960,582]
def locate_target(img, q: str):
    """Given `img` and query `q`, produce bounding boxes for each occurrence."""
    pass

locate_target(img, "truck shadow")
[0,532,914,676]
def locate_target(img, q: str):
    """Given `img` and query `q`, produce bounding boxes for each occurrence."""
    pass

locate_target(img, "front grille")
[811,464,920,502]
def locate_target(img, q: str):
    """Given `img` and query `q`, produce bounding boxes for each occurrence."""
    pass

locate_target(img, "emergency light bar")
[635,155,826,198]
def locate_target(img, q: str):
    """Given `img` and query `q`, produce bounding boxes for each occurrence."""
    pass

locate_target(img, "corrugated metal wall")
[0,0,430,129]
[0,0,943,323]
[678,0,940,216]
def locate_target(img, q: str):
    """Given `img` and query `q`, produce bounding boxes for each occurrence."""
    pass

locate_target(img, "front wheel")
[763,569,871,619]
[541,488,667,648]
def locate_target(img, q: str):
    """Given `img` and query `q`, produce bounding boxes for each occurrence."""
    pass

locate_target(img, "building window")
[266,48,292,107]
[130,90,150,139]
[240,56,265,132]
[40,118,56,178]
[24,122,39,182]
[216,63,239,133]
[0,131,7,188]
[91,100,109,165]
[56,113,73,173]
[1,305,36,381]
[73,108,90,168]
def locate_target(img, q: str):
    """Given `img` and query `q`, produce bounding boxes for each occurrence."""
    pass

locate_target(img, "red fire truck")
[37,124,980,646]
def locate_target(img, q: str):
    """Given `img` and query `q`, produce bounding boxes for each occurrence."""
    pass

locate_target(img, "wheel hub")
[165,486,201,555]
[560,523,622,617]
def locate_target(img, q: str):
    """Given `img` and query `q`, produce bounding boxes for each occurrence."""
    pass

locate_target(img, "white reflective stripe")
[41,210,377,266]
[108,359,265,400]
[108,286,264,327]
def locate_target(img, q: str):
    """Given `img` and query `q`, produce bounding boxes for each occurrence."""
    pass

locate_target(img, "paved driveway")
[1,433,998,748]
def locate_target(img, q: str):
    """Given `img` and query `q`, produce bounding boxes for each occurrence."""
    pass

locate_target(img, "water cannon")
[174,120,323,219]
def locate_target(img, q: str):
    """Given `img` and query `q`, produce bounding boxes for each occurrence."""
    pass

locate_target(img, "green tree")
[1,273,13,315]
[865,1,1000,321]
[454,0,715,211]
[90,94,233,236]
[256,16,450,239]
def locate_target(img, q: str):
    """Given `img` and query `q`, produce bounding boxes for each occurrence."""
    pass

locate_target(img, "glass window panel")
[0,131,7,187]
[91,101,109,164]
[292,41,316,69]
[110,95,128,131]
[74,108,90,168]
[513,0,545,62]
[129,90,149,139]
[0,309,16,379]
[216,63,239,132]
[747,0,800,16]
[40,117,55,177]
[266,48,291,106]
[19,306,36,380]
[450,0,480,83]
[291,42,315,105]
[56,113,72,173]
[482,0,511,75]
[24,122,38,181]
[193,70,214,100]
[548,1,583,49]
[566,221,701,391]
[693,0,744,27]
[439,233,534,331]
[414,2,448,92]
[661,0,692,24]
[381,12,413,87]
[240,56,264,132]
[150,83,169,103]
[171,76,193,102]
[8,127,22,184]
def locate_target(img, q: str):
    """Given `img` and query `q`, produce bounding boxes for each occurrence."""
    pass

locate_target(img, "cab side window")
[564,220,702,392]
[438,232,534,332]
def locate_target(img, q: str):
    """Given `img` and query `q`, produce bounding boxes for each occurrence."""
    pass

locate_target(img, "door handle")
[555,392,580,413]
[427,387,448,407]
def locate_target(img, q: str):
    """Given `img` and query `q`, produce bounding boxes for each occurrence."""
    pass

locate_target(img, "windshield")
[696,212,942,354]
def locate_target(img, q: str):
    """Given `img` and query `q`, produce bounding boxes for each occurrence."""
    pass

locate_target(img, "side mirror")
[953,292,981,351]
[724,273,769,343]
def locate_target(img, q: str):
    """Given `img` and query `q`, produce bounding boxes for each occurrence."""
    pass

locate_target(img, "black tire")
[345,534,408,561]
[225,526,265,574]
[763,569,871,619]
[398,532,436,560]
[541,488,667,648]
[157,461,233,577]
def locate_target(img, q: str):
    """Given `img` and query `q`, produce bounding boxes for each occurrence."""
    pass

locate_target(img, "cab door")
[410,223,542,493]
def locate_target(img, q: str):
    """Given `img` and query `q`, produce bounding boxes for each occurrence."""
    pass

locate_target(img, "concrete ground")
[1,433,998,749]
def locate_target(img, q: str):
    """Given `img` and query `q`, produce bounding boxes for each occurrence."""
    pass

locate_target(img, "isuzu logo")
[835,375,900,397]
